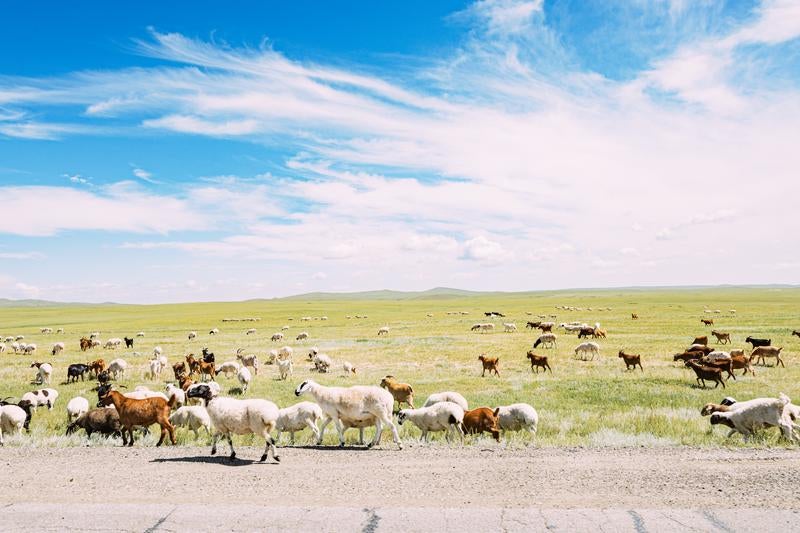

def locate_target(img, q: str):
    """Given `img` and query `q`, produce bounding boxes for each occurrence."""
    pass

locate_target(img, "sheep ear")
[493,408,500,417]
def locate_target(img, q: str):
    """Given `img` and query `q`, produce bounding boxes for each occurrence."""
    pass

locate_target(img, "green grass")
[1,286,798,447]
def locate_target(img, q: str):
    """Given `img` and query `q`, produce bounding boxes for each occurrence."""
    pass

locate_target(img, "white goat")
[217,361,240,378]
[503,323,517,333]
[107,358,127,380]
[277,357,293,380]
[574,342,600,361]
[295,380,402,449]
[51,342,65,356]
[66,396,89,422]
[186,384,280,462]
[397,402,465,442]
[275,401,323,445]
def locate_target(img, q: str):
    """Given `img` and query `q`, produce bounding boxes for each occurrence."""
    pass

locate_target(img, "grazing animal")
[478,354,500,377]
[236,349,259,376]
[745,336,771,348]
[30,362,53,385]
[701,319,714,326]
[237,366,252,393]
[537,322,554,333]
[495,403,538,434]
[169,406,212,439]
[0,402,30,445]
[107,358,127,380]
[21,388,59,411]
[187,331,197,340]
[526,321,541,329]
[711,330,731,344]
[66,396,90,423]
[275,401,323,445]
[533,333,557,349]
[295,379,402,449]
[577,326,596,339]
[51,342,65,356]
[271,332,284,342]
[186,384,280,462]
[66,407,122,438]
[574,342,600,361]
[685,360,725,389]
[618,350,643,371]
[172,361,187,380]
[379,376,415,411]
[526,351,552,374]
[692,336,708,346]
[423,392,468,412]
[66,363,91,383]
[792,330,800,339]
[296,332,309,341]
[461,407,501,442]
[217,361,240,378]
[503,323,517,333]
[124,337,134,348]
[397,403,465,442]
[209,328,219,335]
[631,313,638,320]
[96,384,176,446]
[750,346,785,368]
[277,357,293,380]
[246,328,257,335]
[709,394,799,443]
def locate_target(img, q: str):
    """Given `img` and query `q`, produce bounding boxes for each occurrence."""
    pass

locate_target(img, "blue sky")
[1,0,799,303]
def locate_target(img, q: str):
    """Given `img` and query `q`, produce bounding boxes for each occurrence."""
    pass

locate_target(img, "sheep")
[503,323,517,333]
[705,351,732,362]
[478,354,500,377]
[275,401,323,445]
[277,357,293,381]
[342,361,357,375]
[169,406,212,439]
[165,383,186,407]
[136,331,145,337]
[295,379,402,449]
[312,353,332,373]
[41,327,53,334]
[15,335,25,341]
[104,338,122,349]
[153,346,162,357]
[278,346,294,360]
[0,403,30,445]
[526,351,552,374]
[296,332,309,341]
[23,343,37,355]
[685,360,725,389]
[271,332,284,342]
[30,362,52,385]
[66,396,89,423]
[107,358,127,380]
[246,328,257,335]
[533,333,557,349]
[237,365,252,393]
[281,325,290,330]
[21,388,59,410]
[209,328,219,335]
[711,330,731,344]
[709,394,799,442]
[462,407,501,441]
[377,326,390,336]
[750,346,784,367]
[397,402,465,442]
[236,348,259,376]
[265,350,278,365]
[217,361,240,378]
[188,331,197,340]
[96,384,176,446]
[186,383,280,462]
[51,342,65,356]
[574,342,600,361]
[422,392,468,412]
[147,358,165,380]
[66,407,122,439]
[496,403,538,434]
[618,350,643,371]
[379,376,414,410]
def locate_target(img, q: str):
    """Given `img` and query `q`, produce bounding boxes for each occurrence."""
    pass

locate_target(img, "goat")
[461,407,501,442]
[692,336,708,346]
[685,360,725,389]
[701,319,714,326]
[526,351,551,374]
[96,384,176,446]
[618,350,643,372]
[478,354,500,377]
[750,346,784,368]
[745,336,771,348]
[711,330,731,344]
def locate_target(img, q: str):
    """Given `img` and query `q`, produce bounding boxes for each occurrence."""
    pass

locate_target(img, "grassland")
[1,286,798,448]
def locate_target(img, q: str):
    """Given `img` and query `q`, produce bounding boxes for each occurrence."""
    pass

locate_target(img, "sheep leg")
[210,432,220,455]
[305,419,320,444]
[317,416,333,445]
[260,431,279,463]
[368,419,383,448]
[226,434,236,459]
[378,411,402,450]
[334,418,346,447]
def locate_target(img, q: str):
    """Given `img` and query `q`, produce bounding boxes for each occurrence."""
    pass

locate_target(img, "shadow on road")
[150,455,279,466]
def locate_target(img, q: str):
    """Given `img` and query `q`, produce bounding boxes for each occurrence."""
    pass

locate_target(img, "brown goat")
[692,335,708,346]
[178,373,194,391]
[462,407,501,441]
[79,337,92,351]
[96,384,176,446]
[699,357,736,381]
[729,352,755,376]
[593,328,607,339]
[673,350,706,363]
[197,360,216,381]
[711,330,731,344]
[537,323,553,333]
[701,318,714,326]
[379,376,414,411]
[631,313,639,320]
[685,360,725,389]
[793,330,800,339]
[526,351,551,374]
[750,346,784,367]
[185,354,201,376]
[172,361,186,380]
[618,350,643,371]
[478,354,500,377]
[88,359,105,378]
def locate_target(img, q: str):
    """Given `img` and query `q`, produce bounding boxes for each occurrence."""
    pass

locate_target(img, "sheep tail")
[779,393,791,406]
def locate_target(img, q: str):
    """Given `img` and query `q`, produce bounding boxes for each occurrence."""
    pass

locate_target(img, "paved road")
[2,504,800,532]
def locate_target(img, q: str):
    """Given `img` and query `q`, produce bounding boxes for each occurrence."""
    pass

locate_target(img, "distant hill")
[278,287,493,301]
[0,298,119,308]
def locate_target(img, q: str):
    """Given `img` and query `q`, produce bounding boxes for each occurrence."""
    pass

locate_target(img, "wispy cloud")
[130,165,162,185]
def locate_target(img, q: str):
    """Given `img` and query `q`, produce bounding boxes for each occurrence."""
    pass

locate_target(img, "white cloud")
[461,236,511,264]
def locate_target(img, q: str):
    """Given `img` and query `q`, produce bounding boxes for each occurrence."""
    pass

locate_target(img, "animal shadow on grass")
[151,455,277,467]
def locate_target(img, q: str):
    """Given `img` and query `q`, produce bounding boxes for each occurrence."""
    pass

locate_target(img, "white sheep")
[0,404,28,445]
[271,332,284,342]
[705,351,732,362]
[51,342,65,356]
[169,406,212,439]
[21,388,59,411]
[377,327,390,336]
[165,383,186,407]
[104,338,122,349]
[186,383,280,462]
[217,361,240,378]
[32,362,52,385]
[275,401,323,445]
[574,341,600,361]
[23,343,37,355]
[320,316,328,321]
[107,358,127,380]
[237,366,252,393]
[422,391,469,412]
[57,328,64,334]
[188,331,197,340]
[15,335,25,341]
[66,396,89,423]
[281,325,290,331]
[533,333,557,349]
[294,379,402,449]
[278,346,294,359]
[296,332,309,341]
[312,353,332,373]
[41,327,53,334]
[397,402,465,442]
[710,394,799,442]
[496,403,538,434]
[265,350,278,365]
[246,328,257,335]
[153,346,162,357]
[136,331,145,337]
[503,323,517,333]
[277,357,293,380]
[342,361,356,375]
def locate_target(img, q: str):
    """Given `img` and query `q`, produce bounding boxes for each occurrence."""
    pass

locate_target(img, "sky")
[1,0,799,303]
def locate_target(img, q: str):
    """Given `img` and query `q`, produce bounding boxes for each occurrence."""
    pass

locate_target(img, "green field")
[1,286,798,447]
